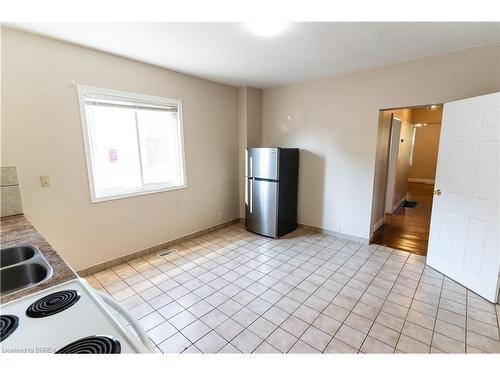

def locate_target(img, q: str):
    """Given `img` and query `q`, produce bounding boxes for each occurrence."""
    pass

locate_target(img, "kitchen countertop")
[0,214,77,304]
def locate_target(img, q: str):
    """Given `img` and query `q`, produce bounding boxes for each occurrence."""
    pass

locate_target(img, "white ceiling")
[9,22,500,89]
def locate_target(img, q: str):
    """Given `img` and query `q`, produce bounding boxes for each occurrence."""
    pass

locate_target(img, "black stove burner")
[26,290,81,318]
[55,335,121,354]
[0,315,19,342]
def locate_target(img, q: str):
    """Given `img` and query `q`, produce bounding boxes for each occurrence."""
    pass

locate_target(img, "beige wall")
[246,88,262,148]
[409,108,443,182]
[238,88,247,219]
[262,43,500,241]
[238,86,262,218]
[1,28,239,271]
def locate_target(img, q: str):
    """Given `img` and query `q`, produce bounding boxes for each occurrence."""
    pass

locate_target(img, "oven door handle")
[95,290,155,352]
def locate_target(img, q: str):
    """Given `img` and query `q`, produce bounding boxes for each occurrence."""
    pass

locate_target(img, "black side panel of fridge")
[277,148,299,237]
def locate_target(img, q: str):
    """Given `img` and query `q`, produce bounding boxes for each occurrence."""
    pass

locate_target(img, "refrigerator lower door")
[245,178,278,237]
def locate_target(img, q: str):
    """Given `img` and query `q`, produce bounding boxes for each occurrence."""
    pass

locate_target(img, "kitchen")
[1,2,500,373]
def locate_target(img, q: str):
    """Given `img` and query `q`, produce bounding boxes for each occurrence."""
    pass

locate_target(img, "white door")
[427,92,500,303]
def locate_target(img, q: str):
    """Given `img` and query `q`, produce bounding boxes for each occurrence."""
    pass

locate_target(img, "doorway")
[370,105,443,256]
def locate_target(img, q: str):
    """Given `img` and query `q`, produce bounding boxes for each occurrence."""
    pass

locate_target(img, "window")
[77,86,186,202]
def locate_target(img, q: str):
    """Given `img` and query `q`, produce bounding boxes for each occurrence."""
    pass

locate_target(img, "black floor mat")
[403,201,417,208]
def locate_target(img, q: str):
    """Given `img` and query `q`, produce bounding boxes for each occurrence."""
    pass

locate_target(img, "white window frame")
[77,85,187,203]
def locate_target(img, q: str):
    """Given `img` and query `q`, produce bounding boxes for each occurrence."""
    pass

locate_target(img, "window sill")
[90,184,188,203]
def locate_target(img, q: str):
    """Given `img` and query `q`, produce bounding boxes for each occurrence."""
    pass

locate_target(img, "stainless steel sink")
[0,245,53,297]
[0,263,50,295]
[1,246,36,267]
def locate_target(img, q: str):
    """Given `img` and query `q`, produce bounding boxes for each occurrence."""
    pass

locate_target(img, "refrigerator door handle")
[249,178,253,213]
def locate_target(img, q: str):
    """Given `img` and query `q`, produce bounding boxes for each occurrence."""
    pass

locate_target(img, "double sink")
[0,245,53,297]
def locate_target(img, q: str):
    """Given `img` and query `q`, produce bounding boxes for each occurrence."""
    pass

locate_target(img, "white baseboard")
[78,218,240,276]
[408,178,435,184]
[297,223,370,244]
[371,218,384,234]
[391,195,407,213]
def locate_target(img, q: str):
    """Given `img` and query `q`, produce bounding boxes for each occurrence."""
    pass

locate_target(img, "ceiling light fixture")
[428,104,440,110]
[245,22,288,37]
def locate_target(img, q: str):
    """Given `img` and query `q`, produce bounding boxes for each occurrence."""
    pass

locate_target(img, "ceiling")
[9,22,500,89]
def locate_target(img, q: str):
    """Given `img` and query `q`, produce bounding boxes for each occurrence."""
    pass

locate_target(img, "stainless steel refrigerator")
[245,147,299,238]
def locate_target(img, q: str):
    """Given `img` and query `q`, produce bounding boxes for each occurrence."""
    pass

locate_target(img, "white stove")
[0,278,154,354]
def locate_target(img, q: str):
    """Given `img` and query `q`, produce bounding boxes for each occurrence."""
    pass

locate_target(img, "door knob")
[433,189,442,196]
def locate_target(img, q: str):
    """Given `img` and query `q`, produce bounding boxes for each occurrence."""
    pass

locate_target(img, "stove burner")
[55,335,121,354]
[26,290,81,318]
[0,315,19,342]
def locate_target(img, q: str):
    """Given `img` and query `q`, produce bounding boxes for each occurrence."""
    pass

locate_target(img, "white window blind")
[78,86,186,202]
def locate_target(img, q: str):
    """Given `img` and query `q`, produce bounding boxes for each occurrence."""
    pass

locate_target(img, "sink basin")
[1,246,36,267]
[0,263,51,295]
[0,245,53,297]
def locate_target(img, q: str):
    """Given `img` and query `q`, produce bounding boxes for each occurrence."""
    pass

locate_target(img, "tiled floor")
[85,224,500,353]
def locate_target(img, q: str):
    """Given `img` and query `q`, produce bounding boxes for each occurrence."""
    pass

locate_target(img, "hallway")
[371,183,434,256]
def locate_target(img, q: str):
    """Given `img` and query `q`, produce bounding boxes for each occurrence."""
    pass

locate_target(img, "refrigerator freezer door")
[246,148,279,180]
[245,178,278,237]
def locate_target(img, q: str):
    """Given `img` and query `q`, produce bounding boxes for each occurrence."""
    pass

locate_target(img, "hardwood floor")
[371,182,434,256]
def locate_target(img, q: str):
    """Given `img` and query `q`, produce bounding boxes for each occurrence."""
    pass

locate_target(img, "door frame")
[385,115,402,214]
[370,103,443,239]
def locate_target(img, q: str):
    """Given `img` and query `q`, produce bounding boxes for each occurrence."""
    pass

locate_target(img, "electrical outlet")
[218,211,223,222]
[40,176,50,187]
